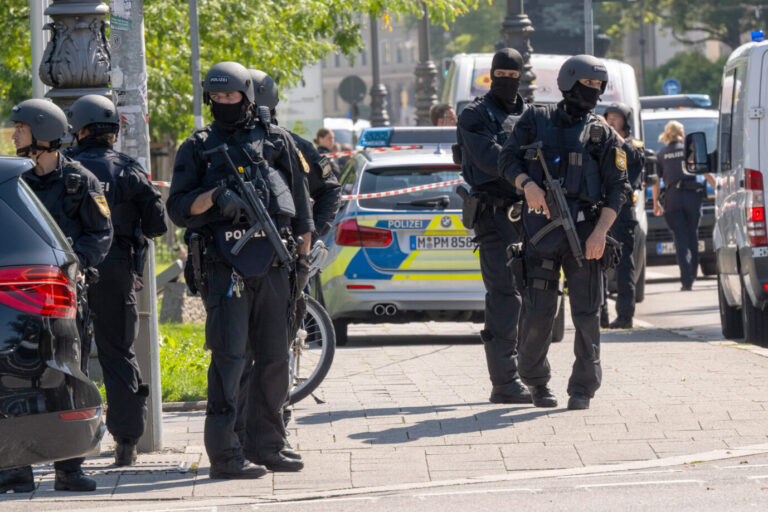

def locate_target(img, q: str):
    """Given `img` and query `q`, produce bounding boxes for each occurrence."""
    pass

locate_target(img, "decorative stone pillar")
[369,14,390,127]
[414,3,438,126]
[500,0,536,103]
[39,0,110,110]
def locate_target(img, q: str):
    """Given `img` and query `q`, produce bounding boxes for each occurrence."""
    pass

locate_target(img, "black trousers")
[89,256,147,444]
[611,206,637,318]
[202,261,291,465]
[664,189,702,289]
[474,205,524,393]
[519,222,603,398]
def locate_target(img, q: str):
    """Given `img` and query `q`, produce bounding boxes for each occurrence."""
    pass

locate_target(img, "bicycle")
[288,240,336,405]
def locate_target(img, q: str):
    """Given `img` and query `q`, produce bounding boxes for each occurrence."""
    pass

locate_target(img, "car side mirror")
[685,132,709,174]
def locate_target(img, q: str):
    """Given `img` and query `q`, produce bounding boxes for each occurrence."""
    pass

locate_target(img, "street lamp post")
[369,14,390,127]
[500,0,536,103]
[414,3,438,126]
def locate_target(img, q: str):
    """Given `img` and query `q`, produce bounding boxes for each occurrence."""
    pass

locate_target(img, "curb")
[162,400,207,412]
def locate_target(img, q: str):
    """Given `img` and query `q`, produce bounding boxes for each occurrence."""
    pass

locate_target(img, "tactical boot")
[209,460,267,480]
[0,466,34,494]
[281,447,302,460]
[54,470,97,492]
[248,451,304,472]
[567,393,591,410]
[608,316,633,329]
[599,306,610,328]
[528,385,558,408]
[489,378,533,404]
[115,442,138,467]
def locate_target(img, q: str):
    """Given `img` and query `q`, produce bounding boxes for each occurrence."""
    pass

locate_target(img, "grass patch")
[159,322,209,402]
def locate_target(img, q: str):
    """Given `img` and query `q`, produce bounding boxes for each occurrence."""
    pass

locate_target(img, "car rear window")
[359,165,462,211]
[643,116,718,153]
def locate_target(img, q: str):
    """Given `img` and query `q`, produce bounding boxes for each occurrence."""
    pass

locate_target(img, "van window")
[719,68,736,171]
[730,63,748,170]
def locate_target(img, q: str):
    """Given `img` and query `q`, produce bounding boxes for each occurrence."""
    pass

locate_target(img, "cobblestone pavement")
[2,269,768,509]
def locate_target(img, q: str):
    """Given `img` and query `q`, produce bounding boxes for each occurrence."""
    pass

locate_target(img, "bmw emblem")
[440,215,452,228]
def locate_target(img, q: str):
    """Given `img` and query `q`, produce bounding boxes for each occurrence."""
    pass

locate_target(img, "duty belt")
[475,191,515,209]
[674,180,703,191]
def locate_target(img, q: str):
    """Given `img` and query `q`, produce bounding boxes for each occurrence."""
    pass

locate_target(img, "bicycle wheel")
[288,295,336,405]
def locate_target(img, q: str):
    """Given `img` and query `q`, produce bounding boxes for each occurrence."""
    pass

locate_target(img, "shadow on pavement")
[297,403,490,426]
[345,334,480,347]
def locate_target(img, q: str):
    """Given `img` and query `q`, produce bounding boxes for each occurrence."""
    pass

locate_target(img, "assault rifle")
[521,141,584,267]
[202,143,293,266]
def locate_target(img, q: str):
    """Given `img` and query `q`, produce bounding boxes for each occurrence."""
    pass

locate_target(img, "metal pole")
[584,0,594,55]
[109,0,163,453]
[500,0,536,103]
[30,0,49,98]
[369,14,390,127]
[639,0,647,94]
[414,3,438,125]
[188,0,204,130]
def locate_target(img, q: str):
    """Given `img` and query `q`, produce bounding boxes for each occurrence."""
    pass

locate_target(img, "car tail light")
[746,169,766,247]
[347,284,375,290]
[0,266,76,318]
[335,218,392,247]
[59,408,99,421]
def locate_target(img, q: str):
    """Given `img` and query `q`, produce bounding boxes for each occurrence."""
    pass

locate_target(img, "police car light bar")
[358,126,458,148]
[640,94,712,110]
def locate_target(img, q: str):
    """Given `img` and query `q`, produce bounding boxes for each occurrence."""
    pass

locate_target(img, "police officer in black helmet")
[602,102,645,329]
[456,48,531,405]
[64,94,168,466]
[499,55,628,410]
[0,99,113,493]
[167,62,313,479]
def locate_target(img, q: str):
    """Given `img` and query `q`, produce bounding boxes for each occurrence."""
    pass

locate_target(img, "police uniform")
[316,145,342,178]
[167,117,313,470]
[457,91,529,401]
[22,154,113,474]
[65,141,167,449]
[657,141,702,289]
[291,133,341,234]
[499,101,628,403]
[608,137,645,321]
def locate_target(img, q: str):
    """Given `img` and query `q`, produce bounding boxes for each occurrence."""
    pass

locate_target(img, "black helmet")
[202,61,254,104]
[68,94,119,134]
[557,54,608,93]
[248,69,279,109]
[604,101,632,134]
[10,99,69,144]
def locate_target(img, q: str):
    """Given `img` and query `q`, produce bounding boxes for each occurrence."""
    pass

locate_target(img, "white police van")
[686,31,768,345]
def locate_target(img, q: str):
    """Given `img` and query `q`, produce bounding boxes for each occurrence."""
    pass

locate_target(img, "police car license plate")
[411,235,473,250]
[656,240,706,255]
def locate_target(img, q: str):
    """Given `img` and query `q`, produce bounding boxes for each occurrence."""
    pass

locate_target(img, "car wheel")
[550,296,565,343]
[635,264,646,304]
[333,319,349,346]
[701,260,717,276]
[741,275,768,347]
[720,276,743,340]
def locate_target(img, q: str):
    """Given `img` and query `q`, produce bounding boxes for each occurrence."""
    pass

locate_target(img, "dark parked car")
[0,157,104,470]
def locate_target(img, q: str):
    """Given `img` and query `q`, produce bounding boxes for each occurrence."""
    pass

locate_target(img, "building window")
[334,88,339,111]
[361,50,367,66]
[396,42,403,64]
[335,54,341,68]
[382,41,391,65]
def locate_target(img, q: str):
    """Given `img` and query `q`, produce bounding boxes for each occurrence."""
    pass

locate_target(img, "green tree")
[0,0,478,139]
[644,51,727,103]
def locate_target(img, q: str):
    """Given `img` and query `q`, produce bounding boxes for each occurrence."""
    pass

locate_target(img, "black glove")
[212,187,248,222]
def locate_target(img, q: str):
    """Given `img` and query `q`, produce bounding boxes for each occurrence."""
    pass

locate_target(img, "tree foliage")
[0,0,478,139]
[644,51,727,103]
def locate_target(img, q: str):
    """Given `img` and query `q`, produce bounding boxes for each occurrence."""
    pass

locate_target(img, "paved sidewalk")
[3,278,768,509]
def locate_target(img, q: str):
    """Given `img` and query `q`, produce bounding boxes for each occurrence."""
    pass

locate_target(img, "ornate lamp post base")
[500,0,536,103]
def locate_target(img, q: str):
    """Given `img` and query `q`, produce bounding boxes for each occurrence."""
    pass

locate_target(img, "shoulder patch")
[631,139,644,149]
[615,148,628,172]
[91,192,111,218]
[297,151,310,174]
[319,156,332,178]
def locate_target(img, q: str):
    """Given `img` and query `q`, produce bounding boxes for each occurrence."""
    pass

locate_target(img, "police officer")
[167,62,313,479]
[1,98,113,492]
[653,121,704,291]
[64,94,168,466]
[603,102,645,328]
[499,55,628,410]
[456,48,531,404]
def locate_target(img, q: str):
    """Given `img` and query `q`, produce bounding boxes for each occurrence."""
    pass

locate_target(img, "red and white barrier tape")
[153,180,171,188]
[340,178,465,201]
[327,145,421,158]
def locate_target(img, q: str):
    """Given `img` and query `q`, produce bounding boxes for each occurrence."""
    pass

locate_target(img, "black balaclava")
[490,48,523,113]
[210,98,248,128]
[563,82,602,118]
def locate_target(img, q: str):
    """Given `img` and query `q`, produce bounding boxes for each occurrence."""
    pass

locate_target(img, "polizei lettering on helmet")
[224,228,265,242]
[209,76,229,84]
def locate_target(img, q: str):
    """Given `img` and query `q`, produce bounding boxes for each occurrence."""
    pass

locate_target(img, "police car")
[318,127,566,345]
[641,94,718,275]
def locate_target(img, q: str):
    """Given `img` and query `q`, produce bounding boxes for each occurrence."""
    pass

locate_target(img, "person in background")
[430,104,458,127]
[314,128,341,178]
